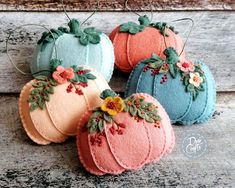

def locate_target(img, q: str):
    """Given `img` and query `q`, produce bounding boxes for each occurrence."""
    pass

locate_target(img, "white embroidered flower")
[189,72,203,87]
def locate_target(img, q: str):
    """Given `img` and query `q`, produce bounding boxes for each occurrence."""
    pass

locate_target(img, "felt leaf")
[50,59,62,72]
[84,27,96,34]
[120,22,145,34]
[78,75,88,83]
[98,120,104,132]
[35,76,47,81]
[58,27,69,33]
[79,35,89,46]
[137,110,145,119]
[68,19,80,34]
[103,114,113,123]
[138,15,150,26]
[169,64,176,78]
[30,103,38,112]
[74,30,85,37]
[100,89,118,99]
[88,34,101,44]
[164,47,179,65]
[129,106,137,116]
[86,73,96,80]
[46,87,54,94]
[186,84,195,92]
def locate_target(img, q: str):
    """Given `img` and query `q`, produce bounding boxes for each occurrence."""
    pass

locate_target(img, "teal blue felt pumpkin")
[125,47,216,125]
[31,19,114,82]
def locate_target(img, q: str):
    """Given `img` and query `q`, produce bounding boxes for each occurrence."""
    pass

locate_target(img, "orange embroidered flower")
[52,66,74,84]
[176,60,195,72]
[189,72,203,87]
[101,96,125,116]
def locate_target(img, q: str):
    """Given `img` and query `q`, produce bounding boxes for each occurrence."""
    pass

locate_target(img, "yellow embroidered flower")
[189,72,203,87]
[101,96,125,116]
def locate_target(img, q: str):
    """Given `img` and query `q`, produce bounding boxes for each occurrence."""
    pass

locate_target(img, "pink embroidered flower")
[176,60,195,72]
[52,66,74,84]
[189,72,203,87]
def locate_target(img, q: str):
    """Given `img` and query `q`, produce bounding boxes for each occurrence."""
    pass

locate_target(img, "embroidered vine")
[86,90,161,146]
[37,19,101,51]
[28,59,96,112]
[119,15,178,36]
[142,47,205,100]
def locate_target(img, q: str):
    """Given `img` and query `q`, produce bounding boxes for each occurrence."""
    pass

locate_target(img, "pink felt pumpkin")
[77,90,175,175]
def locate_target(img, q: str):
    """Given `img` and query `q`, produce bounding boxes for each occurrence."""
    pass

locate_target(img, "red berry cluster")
[90,132,105,147]
[66,82,88,95]
[77,70,86,75]
[160,74,168,84]
[109,123,126,135]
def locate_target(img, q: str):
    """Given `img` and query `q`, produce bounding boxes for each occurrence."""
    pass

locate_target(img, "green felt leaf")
[98,120,104,132]
[71,74,79,83]
[68,19,80,34]
[50,59,62,72]
[78,75,88,83]
[129,106,137,116]
[88,34,101,44]
[120,22,145,34]
[30,103,38,112]
[46,87,54,94]
[103,113,113,123]
[164,47,179,65]
[35,76,47,81]
[100,89,117,99]
[79,35,89,46]
[86,73,96,80]
[138,15,150,26]
[137,110,145,119]
[184,75,190,85]
[186,84,195,92]
[84,27,96,34]
[58,27,69,33]
[169,64,176,78]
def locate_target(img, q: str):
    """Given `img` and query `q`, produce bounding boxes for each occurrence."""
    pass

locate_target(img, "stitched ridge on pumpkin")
[124,61,144,97]
[99,34,115,82]
[153,72,193,123]
[179,68,209,125]
[76,113,106,176]
[104,116,152,170]
[126,34,135,70]
[139,93,174,160]
[19,81,51,145]
[88,127,125,174]
[181,62,216,124]
[138,93,166,162]
[103,34,115,82]
[112,27,132,72]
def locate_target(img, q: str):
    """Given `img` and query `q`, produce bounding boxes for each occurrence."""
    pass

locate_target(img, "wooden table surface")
[0,1,234,187]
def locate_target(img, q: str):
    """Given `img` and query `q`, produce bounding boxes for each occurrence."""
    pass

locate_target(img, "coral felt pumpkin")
[109,15,186,72]
[19,62,110,145]
[77,91,175,175]
[31,19,114,82]
[125,48,216,125]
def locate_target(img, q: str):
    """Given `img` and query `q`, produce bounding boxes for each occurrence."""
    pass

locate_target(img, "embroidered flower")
[189,72,203,87]
[101,96,125,116]
[52,66,74,84]
[176,60,195,72]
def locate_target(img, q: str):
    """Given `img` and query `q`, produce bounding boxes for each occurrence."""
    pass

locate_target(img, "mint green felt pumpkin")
[31,19,114,82]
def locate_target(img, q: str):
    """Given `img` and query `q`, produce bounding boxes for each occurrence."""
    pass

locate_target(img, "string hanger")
[163,18,195,56]
[124,0,154,23]
[6,24,57,76]
[61,0,100,26]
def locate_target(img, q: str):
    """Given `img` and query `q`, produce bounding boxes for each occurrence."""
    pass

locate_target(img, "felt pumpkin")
[109,15,186,72]
[125,47,216,125]
[19,59,110,145]
[31,19,114,82]
[77,90,175,175]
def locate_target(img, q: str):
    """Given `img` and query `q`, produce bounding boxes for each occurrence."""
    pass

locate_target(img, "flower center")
[107,102,116,109]
[182,62,189,68]
[193,76,199,82]
[59,71,67,78]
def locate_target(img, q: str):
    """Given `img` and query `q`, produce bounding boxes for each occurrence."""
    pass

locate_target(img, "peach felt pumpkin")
[109,15,186,72]
[77,90,175,175]
[19,59,110,145]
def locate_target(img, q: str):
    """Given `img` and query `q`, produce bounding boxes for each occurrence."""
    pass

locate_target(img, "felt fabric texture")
[125,60,216,125]
[76,93,175,175]
[31,33,114,82]
[19,66,110,145]
[109,26,186,73]
[18,81,51,145]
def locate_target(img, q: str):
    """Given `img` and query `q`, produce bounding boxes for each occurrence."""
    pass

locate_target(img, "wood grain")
[0,11,234,93]
[0,93,234,187]
[0,0,235,11]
